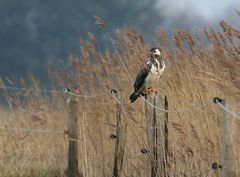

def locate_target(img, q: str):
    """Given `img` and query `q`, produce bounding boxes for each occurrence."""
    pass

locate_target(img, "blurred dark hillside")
[0,0,162,83]
[0,0,238,84]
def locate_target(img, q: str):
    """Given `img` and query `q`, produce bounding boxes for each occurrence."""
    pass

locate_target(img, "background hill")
[0,0,238,83]
[0,19,240,176]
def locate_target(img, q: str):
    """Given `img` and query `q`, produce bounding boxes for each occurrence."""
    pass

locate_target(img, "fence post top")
[213,97,224,104]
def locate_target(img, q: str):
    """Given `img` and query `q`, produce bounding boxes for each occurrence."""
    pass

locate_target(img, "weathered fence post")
[145,93,158,177]
[145,93,168,177]
[112,90,127,177]
[221,99,227,177]
[67,96,80,177]
[221,99,238,177]
[163,95,169,176]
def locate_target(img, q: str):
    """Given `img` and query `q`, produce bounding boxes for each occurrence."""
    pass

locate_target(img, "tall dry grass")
[1,18,240,177]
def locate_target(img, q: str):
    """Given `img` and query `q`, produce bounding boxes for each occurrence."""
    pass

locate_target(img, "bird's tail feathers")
[129,92,138,103]
[129,92,145,103]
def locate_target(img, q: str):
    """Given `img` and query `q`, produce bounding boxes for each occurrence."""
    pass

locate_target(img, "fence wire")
[0,86,110,98]
[1,85,240,117]
[215,99,240,120]
[140,95,214,113]
[0,126,112,144]
[0,126,64,134]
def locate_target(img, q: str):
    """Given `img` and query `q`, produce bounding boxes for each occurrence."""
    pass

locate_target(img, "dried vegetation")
[1,18,240,177]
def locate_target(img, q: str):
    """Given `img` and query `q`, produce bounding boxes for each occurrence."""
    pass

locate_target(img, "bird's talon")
[146,87,157,93]
[129,48,164,102]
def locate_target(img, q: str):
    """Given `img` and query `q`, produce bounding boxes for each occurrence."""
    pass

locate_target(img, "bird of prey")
[129,47,165,102]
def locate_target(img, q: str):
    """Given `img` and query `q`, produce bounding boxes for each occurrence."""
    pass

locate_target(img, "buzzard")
[129,47,165,102]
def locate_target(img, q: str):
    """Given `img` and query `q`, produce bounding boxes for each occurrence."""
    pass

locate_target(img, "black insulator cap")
[110,134,117,139]
[111,89,117,94]
[141,148,149,154]
[212,162,218,169]
[213,97,224,104]
[63,130,68,135]
[212,162,223,169]
[64,87,71,93]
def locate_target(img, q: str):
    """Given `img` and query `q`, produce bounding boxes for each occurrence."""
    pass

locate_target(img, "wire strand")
[0,126,110,144]
[141,95,213,113]
[0,86,63,94]
[110,90,214,113]
[65,89,109,98]
[215,100,240,120]
[0,86,110,98]
[0,126,64,134]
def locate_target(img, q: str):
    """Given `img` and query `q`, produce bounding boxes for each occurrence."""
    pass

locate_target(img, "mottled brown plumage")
[130,48,165,102]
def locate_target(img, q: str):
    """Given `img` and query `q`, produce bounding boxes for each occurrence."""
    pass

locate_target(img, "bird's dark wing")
[133,62,151,92]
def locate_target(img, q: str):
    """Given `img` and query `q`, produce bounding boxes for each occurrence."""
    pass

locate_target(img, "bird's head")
[149,47,162,59]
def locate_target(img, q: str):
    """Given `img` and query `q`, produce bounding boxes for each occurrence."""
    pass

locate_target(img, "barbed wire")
[0,126,64,134]
[110,91,215,114]
[3,84,235,121]
[0,86,110,98]
[214,99,240,120]
[110,90,240,118]
[0,86,63,94]
[2,85,240,119]
[2,85,240,122]
[65,89,109,98]
[140,95,214,113]
[0,126,113,144]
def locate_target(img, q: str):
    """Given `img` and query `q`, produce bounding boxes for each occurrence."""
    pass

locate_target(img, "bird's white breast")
[145,59,165,84]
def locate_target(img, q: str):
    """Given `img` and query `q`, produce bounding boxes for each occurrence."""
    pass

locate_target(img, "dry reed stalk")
[1,17,240,176]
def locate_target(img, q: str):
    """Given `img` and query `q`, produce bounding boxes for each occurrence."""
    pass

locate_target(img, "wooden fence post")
[67,96,80,177]
[221,99,227,177]
[163,95,169,176]
[145,93,168,177]
[221,99,238,177]
[145,93,158,177]
[112,90,127,177]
